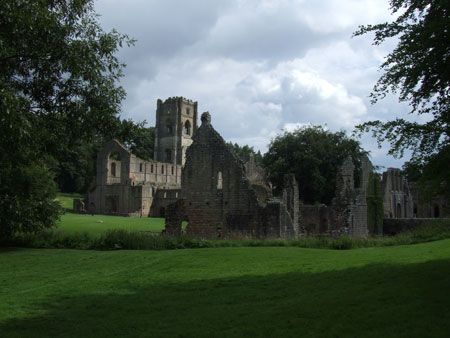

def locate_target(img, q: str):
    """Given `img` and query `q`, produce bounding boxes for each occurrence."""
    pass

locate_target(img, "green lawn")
[1,240,449,337]
[57,213,165,236]
[55,193,166,236]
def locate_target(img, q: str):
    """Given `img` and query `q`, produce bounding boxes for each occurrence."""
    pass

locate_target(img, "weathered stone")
[164,113,299,239]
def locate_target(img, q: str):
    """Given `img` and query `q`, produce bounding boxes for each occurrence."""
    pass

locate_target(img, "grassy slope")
[1,241,449,338]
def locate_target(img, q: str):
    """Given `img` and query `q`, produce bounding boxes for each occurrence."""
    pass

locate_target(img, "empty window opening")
[186,108,190,115]
[166,119,173,135]
[161,165,164,174]
[159,207,165,217]
[151,164,154,173]
[171,166,174,175]
[139,163,143,172]
[217,171,223,189]
[396,203,402,218]
[111,162,117,177]
[434,205,440,218]
[184,120,191,135]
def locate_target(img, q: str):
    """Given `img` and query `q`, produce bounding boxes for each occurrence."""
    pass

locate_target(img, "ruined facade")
[409,185,449,218]
[381,168,414,218]
[165,112,299,239]
[83,97,194,217]
[299,155,375,237]
[81,96,445,238]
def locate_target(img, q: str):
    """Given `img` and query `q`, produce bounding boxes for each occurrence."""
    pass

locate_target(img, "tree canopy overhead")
[353,0,450,199]
[262,126,367,205]
[0,0,134,239]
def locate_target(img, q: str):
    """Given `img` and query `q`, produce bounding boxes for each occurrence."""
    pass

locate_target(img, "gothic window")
[111,162,116,177]
[184,120,191,135]
[217,171,223,189]
[166,119,173,135]
[186,107,190,115]
[165,149,172,162]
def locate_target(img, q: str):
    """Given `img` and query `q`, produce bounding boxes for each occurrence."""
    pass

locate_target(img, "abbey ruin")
[76,97,447,239]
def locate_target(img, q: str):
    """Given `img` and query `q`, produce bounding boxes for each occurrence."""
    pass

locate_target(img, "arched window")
[166,119,173,135]
[186,107,190,115]
[111,162,116,177]
[184,120,191,135]
[396,203,402,218]
[217,171,223,189]
[165,149,172,162]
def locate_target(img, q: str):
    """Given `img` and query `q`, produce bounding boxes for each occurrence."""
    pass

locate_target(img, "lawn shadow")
[1,259,449,338]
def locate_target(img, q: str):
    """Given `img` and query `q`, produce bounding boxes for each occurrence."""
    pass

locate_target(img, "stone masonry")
[165,112,299,239]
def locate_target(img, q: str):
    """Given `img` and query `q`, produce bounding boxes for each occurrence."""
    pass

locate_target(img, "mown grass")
[1,240,449,337]
[54,193,166,236]
[57,213,165,236]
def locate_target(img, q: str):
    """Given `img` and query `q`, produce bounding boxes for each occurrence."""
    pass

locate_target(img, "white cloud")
[95,0,413,169]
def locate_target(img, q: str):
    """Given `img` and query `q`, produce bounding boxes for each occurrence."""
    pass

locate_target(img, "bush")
[2,218,449,251]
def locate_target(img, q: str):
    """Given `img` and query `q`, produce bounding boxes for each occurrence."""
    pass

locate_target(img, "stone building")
[165,112,299,239]
[409,184,449,218]
[81,96,444,238]
[83,97,195,217]
[381,168,414,218]
[299,155,375,237]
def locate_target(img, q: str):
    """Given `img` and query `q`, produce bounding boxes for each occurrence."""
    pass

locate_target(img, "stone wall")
[84,139,181,217]
[165,112,298,239]
[383,218,434,235]
[382,168,413,218]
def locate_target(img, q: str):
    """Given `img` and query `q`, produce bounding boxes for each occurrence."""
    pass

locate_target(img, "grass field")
[1,240,450,337]
[55,193,166,236]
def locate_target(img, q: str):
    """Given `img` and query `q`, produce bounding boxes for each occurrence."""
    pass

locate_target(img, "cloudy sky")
[95,0,418,170]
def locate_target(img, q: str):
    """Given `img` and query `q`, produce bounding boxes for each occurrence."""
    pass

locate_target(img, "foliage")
[366,173,384,235]
[353,0,450,198]
[0,0,134,238]
[226,142,263,164]
[262,125,366,204]
[128,126,155,161]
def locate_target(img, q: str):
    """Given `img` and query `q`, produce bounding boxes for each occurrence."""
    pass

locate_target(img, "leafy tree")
[0,0,134,239]
[226,142,263,165]
[262,126,366,205]
[353,0,450,199]
[129,127,155,161]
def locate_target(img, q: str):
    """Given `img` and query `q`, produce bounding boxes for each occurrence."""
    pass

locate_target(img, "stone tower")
[154,97,198,165]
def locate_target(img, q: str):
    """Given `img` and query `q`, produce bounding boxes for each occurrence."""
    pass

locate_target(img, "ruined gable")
[166,112,298,239]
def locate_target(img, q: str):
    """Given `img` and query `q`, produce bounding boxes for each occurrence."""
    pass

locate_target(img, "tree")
[128,127,155,161]
[0,0,134,239]
[353,0,450,199]
[226,142,263,165]
[262,126,366,205]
